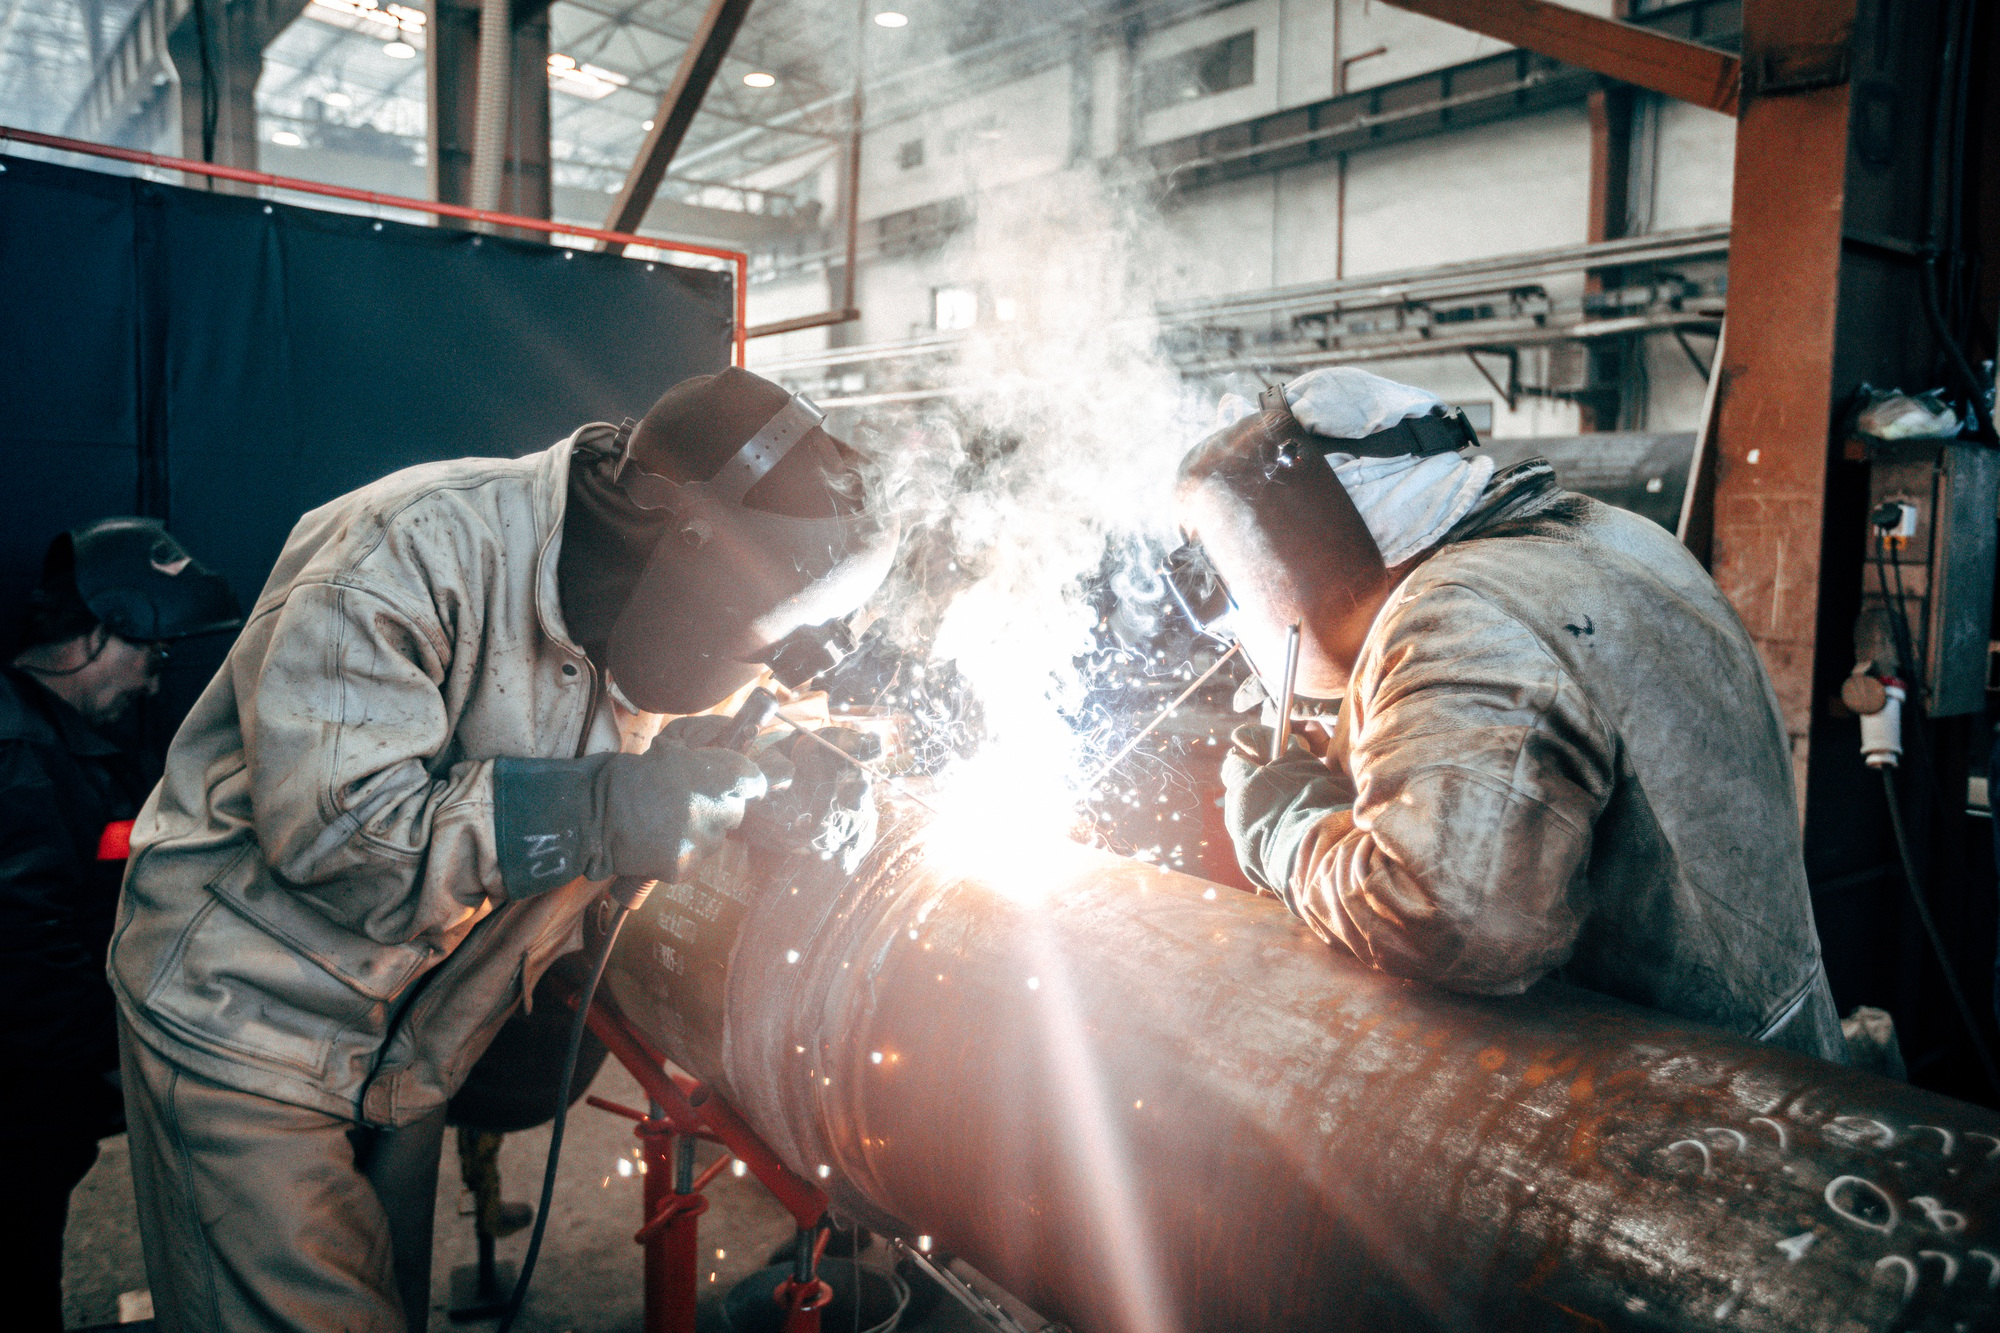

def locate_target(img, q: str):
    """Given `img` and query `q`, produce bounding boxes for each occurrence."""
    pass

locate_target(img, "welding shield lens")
[1163,540,1236,639]
[608,489,897,715]
[765,617,859,689]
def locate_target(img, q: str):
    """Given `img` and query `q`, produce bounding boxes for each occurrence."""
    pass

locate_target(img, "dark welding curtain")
[0,152,732,741]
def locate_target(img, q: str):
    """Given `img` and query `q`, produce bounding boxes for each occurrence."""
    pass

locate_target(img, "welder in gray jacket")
[1183,367,1845,1063]
[110,368,896,1333]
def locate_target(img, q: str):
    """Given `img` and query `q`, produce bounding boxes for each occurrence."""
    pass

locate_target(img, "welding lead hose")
[497,876,651,1333]
[468,0,512,220]
[1879,771,2000,1099]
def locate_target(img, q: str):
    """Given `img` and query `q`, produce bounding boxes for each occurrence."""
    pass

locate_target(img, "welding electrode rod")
[779,717,942,815]
[1272,623,1302,764]
[1081,641,1243,795]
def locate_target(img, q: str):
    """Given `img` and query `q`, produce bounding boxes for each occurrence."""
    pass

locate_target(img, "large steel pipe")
[602,810,2000,1331]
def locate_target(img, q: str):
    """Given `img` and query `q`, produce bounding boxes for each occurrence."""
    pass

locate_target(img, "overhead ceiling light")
[383,39,416,57]
[642,119,655,131]
[874,11,908,27]
[271,129,304,147]
[549,52,629,99]
[321,91,353,107]
[742,71,776,88]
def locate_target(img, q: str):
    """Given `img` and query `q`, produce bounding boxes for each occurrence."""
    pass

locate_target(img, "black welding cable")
[495,896,639,1333]
[1922,255,1993,442]
[1880,769,2000,1099]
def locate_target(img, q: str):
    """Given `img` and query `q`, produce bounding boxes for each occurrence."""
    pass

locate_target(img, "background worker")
[1184,367,1846,1062]
[0,519,241,1331]
[109,367,897,1333]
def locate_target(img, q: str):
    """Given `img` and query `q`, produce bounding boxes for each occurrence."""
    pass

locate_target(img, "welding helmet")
[32,518,243,645]
[1172,385,1474,694]
[607,368,898,714]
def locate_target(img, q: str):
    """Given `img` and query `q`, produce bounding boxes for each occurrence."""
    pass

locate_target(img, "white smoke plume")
[849,165,1216,789]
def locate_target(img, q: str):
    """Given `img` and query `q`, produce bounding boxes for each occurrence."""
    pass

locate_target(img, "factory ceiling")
[0,0,1203,212]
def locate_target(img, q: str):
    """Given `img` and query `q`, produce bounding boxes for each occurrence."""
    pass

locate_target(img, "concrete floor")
[61,1060,988,1333]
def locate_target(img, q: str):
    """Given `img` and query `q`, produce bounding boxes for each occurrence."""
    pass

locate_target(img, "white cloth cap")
[1215,367,1494,566]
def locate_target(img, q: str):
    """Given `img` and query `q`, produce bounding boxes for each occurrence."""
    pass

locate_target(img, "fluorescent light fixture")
[549,53,629,99]
[742,71,776,88]
[383,39,415,57]
[874,11,908,26]
[321,91,353,107]
[308,0,425,46]
[271,129,304,147]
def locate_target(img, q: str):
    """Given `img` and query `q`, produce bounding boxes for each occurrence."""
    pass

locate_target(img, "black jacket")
[0,667,147,1086]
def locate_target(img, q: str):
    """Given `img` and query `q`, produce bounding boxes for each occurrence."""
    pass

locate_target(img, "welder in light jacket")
[109,368,896,1333]
[1182,367,1846,1063]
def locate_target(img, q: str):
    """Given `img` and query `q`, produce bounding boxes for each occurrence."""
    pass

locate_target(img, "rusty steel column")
[603,814,2000,1333]
[1376,0,1740,112]
[1704,0,1857,810]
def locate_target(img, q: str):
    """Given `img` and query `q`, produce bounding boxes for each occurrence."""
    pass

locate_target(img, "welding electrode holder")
[496,683,789,1333]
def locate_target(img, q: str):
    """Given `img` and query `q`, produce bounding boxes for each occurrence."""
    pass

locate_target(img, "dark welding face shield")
[1161,539,1237,642]
[605,372,898,714]
[1174,396,1390,695]
[45,518,243,644]
[1173,386,1480,692]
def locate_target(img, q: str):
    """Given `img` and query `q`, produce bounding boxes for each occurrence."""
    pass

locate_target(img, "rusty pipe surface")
[602,811,2000,1331]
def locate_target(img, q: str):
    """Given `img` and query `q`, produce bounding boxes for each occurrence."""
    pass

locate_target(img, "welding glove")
[1220,723,1351,899]
[740,726,882,875]
[655,712,799,793]
[491,741,768,898]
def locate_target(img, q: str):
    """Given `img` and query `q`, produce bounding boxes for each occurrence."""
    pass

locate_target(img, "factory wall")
[743,0,1733,440]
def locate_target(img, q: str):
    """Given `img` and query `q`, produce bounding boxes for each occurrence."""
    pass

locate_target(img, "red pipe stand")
[557,975,830,1333]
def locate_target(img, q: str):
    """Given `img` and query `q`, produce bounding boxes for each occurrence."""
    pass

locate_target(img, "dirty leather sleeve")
[238,581,504,946]
[1285,582,1617,995]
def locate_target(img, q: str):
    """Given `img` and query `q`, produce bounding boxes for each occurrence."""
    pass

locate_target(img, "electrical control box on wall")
[1863,440,2000,717]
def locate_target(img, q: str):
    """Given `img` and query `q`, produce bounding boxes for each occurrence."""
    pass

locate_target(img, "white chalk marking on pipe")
[1774,1232,1816,1262]
[1663,1139,1711,1176]
[1907,1125,1956,1156]
[1825,1176,1898,1234]
[1918,1250,1959,1286]
[1875,1255,1918,1306]
[1911,1196,1966,1233]
[1749,1117,1789,1151]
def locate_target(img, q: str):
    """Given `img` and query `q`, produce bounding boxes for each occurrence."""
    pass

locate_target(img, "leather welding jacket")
[1282,460,1847,1062]
[109,424,657,1127]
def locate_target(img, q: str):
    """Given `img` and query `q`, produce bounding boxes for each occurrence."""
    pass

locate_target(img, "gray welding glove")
[740,726,881,874]
[1220,722,1349,899]
[492,740,767,897]
[656,712,798,793]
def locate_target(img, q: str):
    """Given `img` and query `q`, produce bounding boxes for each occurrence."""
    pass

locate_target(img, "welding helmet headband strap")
[1258,383,1479,461]
[612,393,829,509]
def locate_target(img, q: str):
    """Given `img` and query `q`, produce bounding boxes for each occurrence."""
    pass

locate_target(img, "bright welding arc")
[1080,641,1242,795]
